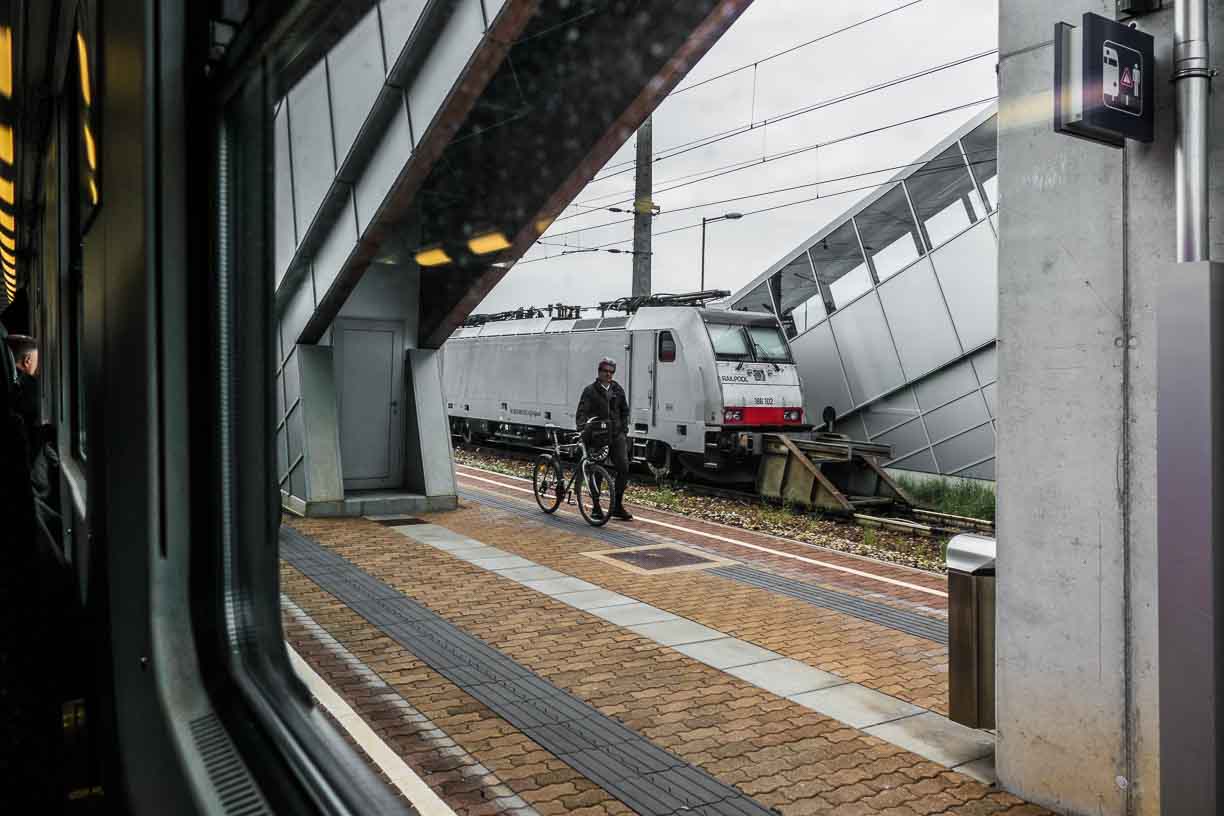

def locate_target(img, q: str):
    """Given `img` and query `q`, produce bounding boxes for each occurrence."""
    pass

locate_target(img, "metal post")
[1174,0,1211,262]
[700,217,708,291]
[632,117,653,298]
[1158,260,1224,815]
[1161,3,1220,812]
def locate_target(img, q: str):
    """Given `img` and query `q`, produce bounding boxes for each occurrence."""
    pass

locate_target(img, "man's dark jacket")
[576,380,629,436]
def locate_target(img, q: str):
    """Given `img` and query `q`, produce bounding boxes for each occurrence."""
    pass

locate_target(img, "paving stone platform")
[279,490,1052,816]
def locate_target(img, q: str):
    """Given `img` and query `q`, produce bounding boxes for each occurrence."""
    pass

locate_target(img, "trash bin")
[946,533,996,729]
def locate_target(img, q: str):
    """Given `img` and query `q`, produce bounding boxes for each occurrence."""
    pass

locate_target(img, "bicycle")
[532,420,614,527]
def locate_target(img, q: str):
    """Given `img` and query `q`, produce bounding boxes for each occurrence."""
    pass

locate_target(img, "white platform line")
[286,645,459,816]
[455,470,947,598]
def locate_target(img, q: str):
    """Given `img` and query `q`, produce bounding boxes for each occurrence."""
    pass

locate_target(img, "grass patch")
[896,475,995,522]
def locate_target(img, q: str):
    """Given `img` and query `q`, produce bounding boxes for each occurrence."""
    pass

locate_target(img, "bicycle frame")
[547,426,596,504]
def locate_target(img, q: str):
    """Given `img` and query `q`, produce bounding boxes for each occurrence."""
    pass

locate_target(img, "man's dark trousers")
[609,434,629,512]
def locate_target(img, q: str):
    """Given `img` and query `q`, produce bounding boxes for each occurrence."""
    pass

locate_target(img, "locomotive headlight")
[723,408,743,423]
[783,409,802,422]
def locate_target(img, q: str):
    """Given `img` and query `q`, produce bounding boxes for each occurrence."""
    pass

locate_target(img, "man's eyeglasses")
[599,367,615,374]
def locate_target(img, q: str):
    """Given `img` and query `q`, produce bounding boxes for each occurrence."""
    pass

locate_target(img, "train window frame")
[191,4,424,813]
[658,330,676,363]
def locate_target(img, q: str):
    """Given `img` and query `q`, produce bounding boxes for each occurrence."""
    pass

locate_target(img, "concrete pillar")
[997,2,1224,812]
[296,345,345,503]
[402,349,457,498]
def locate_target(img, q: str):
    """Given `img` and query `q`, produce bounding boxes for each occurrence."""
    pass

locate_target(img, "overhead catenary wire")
[559,94,998,226]
[670,0,925,97]
[540,97,998,242]
[596,0,929,175]
[590,43,996,183]
[540,147,997,244]
[517,156,998,266]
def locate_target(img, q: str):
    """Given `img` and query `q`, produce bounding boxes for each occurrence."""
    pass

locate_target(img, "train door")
[629,330,656,433]
[334,318,404,490]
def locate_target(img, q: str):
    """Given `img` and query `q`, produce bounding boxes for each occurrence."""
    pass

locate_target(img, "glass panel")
[788,293,825,336]
[933,422,996,473]
[930,220,998,351]
[874,417,929,460]
[834,414,867,438]
[890,448,938,474]
[327,10,385,164]
[777,252,821,314]
[380,0,430,65]
[731,280,774,314]
[923,391,990,443]
[971,343,998,384]
[958,458,996,480]
[914,358,979,410]
[904,144,985,248]
[274,104,297,286]
[877,258,962,380]
[961,116,999,211]
[861,387,920,435]
[809,221,872,308]
[829,293,905,404]
[287,62,337,232]
[791,321,854,418]
[853,185,923,282]
[746,325,792,363]
[707,323,752,360]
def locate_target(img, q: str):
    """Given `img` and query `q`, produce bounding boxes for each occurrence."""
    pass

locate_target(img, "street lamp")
[700,212,743,291]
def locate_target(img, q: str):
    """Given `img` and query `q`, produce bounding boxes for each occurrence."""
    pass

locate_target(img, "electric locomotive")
[442,292,811,482]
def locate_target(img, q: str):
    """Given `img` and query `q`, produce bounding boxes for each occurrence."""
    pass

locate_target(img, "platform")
[280,479,1050,815]
[281,489,459,518]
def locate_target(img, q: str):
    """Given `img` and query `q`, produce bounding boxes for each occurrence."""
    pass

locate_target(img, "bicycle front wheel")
[532,455,564,514]
[576,462,613,527]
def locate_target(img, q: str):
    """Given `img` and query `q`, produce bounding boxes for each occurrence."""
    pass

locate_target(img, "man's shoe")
[611,508,634,521]
[589,506,605,520]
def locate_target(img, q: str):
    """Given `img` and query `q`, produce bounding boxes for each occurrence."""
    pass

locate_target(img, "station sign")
[1054,12,1155,146]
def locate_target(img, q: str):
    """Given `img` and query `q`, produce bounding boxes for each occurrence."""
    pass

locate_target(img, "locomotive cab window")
[658,330,676,362]
[746,325,792,363]
[705,322,752,361]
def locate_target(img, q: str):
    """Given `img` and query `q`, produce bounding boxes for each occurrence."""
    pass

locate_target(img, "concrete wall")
[997,2,1224,813]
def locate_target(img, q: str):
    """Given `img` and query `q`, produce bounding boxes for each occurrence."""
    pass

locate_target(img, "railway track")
[452,439,993,542]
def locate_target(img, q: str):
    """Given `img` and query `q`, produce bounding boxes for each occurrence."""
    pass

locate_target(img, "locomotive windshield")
[704,319,793,363]
[746,325,792,362]
[707,322,753,361]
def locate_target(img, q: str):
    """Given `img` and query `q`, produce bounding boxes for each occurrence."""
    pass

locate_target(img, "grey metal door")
[335,319,404,490]
[629,331,656,432]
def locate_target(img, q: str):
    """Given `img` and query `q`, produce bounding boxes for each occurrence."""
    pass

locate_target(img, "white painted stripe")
[455,471,948,599]
[457,463,945,581]
[286,645,459,816]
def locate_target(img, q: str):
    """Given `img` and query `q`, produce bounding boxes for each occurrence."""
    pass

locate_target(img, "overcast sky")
[475,0,998,314]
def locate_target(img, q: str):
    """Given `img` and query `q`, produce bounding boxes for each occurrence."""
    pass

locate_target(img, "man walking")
[575,356,633,521]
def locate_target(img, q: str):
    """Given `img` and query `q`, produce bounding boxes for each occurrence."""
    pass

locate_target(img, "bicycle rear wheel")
[532,455,564,514]
[576,462,613,527]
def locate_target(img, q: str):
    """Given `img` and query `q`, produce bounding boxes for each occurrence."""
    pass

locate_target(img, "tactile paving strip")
[280,526,776,816]
[709,565,948,645]
[459,487,949,645]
